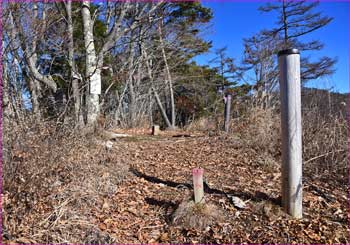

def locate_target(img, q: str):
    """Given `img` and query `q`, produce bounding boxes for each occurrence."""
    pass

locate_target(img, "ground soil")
[3,129,349,244]
[91,130,350,244]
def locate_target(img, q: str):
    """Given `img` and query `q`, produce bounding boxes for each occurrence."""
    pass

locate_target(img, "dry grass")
[302,107,348,183]
[187,102,347,184]
[172,200,225,230]
[2,90,347,243]
[2,119,129,244]
[230,103,348,184]
[184,117,218,132]
[231,107,281,154]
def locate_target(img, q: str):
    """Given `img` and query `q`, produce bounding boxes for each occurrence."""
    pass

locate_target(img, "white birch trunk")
[82,0,101,126]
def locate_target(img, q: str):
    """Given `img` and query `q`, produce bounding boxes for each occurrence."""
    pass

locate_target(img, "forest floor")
[3,128,350,244]
[95,130,349,244]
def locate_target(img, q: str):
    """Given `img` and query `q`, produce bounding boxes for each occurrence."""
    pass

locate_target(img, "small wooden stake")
[192,168,204,203]
[152,125,160,136]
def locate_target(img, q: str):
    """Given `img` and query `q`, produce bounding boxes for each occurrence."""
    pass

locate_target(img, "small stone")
[227,195,246,209]
[52,180,62,187]
[105,141,113,149]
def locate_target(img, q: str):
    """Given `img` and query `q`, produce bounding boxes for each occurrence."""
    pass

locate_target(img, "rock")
[105,140,113,149]
[52,180,63,187]
[227,195,246,209]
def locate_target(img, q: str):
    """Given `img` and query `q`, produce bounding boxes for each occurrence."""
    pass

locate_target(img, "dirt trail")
[93,135,349,243]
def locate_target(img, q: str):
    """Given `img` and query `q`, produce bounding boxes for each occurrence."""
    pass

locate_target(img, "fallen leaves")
[3,130,349,244]
[108,135,349,243]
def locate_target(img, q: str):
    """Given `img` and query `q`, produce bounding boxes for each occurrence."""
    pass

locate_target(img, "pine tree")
[258,0,337,81]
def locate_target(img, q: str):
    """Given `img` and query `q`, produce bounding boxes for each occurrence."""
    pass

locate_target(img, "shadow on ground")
[130,168,281,206]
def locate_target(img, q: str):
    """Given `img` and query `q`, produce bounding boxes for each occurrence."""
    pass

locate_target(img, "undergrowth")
[2,119,129,243]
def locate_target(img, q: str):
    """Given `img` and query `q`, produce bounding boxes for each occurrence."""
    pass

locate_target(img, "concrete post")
[192,168,204,203]
[224,94,232,133]
[278,48,303,219]
[152,125,160,136]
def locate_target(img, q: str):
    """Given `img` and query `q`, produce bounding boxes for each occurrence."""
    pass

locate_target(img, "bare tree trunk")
[152,86,172,128]
[28,78,40,117]
[82,0,101,127]
[28,3,41,118]
[16,2,43,118]
[282,0,289,47]
[142,48,172,128]
[128,81,136,127]
[9,7,57,92]
[113,89,120,122]
[148,90,153,126]
[65,0,83,126]
[158,22,176,128]
[2,50,13,126]
[127,40,137,128]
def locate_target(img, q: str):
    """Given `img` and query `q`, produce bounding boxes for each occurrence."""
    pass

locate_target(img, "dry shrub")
[232,97,348,183]
[172,200,224,230]
[302,108,348,182]
[231,107,281,154]
[185,117,218,132]
[255,152,279,172]
[2,119,129,244]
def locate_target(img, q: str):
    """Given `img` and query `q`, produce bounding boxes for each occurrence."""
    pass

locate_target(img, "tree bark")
[282,0,289,48]
[127,39,137,128]
[81,0,101,126]
[158,22,176,128]
[28,78,40,117]
[2,46,13,126]
[9,7,57,92]
[65,0,83,126]
[142,47,172,128]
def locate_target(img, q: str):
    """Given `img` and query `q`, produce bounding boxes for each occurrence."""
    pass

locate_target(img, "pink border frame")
[0,1,349,245]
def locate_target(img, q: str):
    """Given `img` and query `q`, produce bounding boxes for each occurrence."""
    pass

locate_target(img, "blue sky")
[194,1,349,93]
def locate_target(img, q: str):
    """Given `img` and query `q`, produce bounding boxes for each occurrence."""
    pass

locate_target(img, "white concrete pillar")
[278,48,303,219]
[152,125,160,136]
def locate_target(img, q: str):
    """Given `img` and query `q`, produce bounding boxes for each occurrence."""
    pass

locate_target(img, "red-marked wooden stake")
[192,168,204,203]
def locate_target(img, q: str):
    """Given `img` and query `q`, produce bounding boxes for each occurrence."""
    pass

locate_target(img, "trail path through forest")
[93,132,349,243]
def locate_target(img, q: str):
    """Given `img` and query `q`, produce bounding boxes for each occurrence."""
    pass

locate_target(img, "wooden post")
[152,125,160,136]
[224,94,232,132]
[278,48,303,219]
[192,168,204,203]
